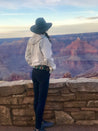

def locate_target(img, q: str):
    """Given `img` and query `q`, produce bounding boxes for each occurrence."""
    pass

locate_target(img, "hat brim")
[30,23,52,34]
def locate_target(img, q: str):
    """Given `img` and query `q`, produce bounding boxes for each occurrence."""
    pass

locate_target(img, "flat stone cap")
[0,78,98,96]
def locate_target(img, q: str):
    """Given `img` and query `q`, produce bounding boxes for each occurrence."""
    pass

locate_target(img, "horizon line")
[0,31,98,39]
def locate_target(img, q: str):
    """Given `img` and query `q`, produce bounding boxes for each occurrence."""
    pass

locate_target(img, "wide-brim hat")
[30,17,52,34]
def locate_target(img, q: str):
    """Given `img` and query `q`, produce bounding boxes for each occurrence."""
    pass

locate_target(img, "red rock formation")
[60,37,97,56]
[63,72,72,78]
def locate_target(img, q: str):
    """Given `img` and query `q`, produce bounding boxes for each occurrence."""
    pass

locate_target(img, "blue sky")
[0,0,98,38]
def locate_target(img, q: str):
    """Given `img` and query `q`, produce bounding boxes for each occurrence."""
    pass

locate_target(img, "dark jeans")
[32,68,50,129]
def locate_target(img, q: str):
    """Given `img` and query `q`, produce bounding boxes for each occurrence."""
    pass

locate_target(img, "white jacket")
[25,33,56,70]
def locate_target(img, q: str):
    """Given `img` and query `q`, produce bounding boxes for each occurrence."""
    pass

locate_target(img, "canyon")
[0,32,98,80]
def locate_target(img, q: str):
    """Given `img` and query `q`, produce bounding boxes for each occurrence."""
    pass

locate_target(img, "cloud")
[50,22,98,35]
[0,13,32,16]
[77,16,98,23]
[0,0,98,9]
[87,16,98,20]
[23,0,98,7]
[52,14,98,26]
[0,26,32,38]
[0,22,98,38]
[0,1,18,9]
[62,0,98,7]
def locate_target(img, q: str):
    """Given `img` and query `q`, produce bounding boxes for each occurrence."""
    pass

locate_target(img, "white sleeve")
[40,37,56,70]
[25,38,32,66]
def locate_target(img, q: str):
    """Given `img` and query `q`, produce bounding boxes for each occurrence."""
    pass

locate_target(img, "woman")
[25,17,56,131]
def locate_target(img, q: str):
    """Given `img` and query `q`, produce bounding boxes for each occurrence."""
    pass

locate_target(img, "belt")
[33,65,50,71]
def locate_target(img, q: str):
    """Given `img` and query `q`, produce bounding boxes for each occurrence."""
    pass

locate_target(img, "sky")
[0,0,98,38]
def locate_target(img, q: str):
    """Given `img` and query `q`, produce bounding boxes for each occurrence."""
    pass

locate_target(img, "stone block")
[0,85,26,97]
[61,94,75,100]
[45,102,63,111]
[48,89,61,95]
[49,82,66,89]
[0,97,11,105]
[47,94,75,102]
[76,120,98,125]
[66,78,98,92]
[60,88,70,94]
[71,111,95,120]
[81,108,98,111]
[10,105,27,109]
[27,89,34,96]
[76,93,98,100]
[55,111,74,125]
[95,112,98,120]
[12,108,34,116]
[13,116,33,121]
[13,120,34,126]
[26,83,33,88]
[64,108,80,112]
[0,106,12,125]
[0,97,18,105]
[12,93,26,97]
[87,101,98,107]
[22,97,34,104]
[43,111,54,119]
[64,101,86,108]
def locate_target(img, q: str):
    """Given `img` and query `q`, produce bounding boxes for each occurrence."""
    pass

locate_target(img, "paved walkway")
[0,125,98,131]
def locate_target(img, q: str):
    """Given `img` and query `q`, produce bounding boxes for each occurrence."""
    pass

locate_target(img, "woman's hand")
[49,67,53,73]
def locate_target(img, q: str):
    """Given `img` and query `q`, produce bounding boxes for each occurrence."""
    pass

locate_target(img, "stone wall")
[0,78,98,126]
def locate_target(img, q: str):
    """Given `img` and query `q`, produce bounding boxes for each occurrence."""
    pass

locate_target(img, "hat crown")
[36,18,46,28]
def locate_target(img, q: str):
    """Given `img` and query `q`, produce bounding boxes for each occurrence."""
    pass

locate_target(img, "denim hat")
[30,17,52,34]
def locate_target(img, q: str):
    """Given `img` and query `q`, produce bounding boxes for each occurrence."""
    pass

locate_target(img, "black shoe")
[41,120,54,128]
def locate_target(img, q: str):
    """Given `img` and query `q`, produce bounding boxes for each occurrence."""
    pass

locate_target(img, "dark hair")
[45,32,52,43]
